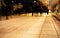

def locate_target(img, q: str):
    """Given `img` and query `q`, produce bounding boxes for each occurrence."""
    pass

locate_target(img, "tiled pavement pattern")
[0,13,60,38]
[52,13,60,38]
[40,16,59,38]
[53,17,60,38]
[0,15,46,38]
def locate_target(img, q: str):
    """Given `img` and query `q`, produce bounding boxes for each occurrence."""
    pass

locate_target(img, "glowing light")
[12,1,14,3]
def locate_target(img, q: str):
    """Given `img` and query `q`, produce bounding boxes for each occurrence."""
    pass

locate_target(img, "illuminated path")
[0,13,60,38]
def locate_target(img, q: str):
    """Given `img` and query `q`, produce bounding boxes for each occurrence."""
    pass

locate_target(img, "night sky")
[3,0,34,4]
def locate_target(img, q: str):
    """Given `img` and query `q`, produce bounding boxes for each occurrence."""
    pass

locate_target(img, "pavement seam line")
[51,16,59,38]
[39,16,47,38]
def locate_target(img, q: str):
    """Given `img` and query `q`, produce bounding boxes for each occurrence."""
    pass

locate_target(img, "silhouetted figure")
[3,0,9,19]
[47,9,49,14]
[0,9,1,20]
[39,1,44,15]
[0,2,2,20]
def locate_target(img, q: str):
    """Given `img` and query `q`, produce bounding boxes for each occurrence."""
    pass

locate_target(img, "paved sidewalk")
[52,14,60,38]
[19,16,46,38]
[40,15,59,38]
[0,15,46,38]
[0,13,60,38]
